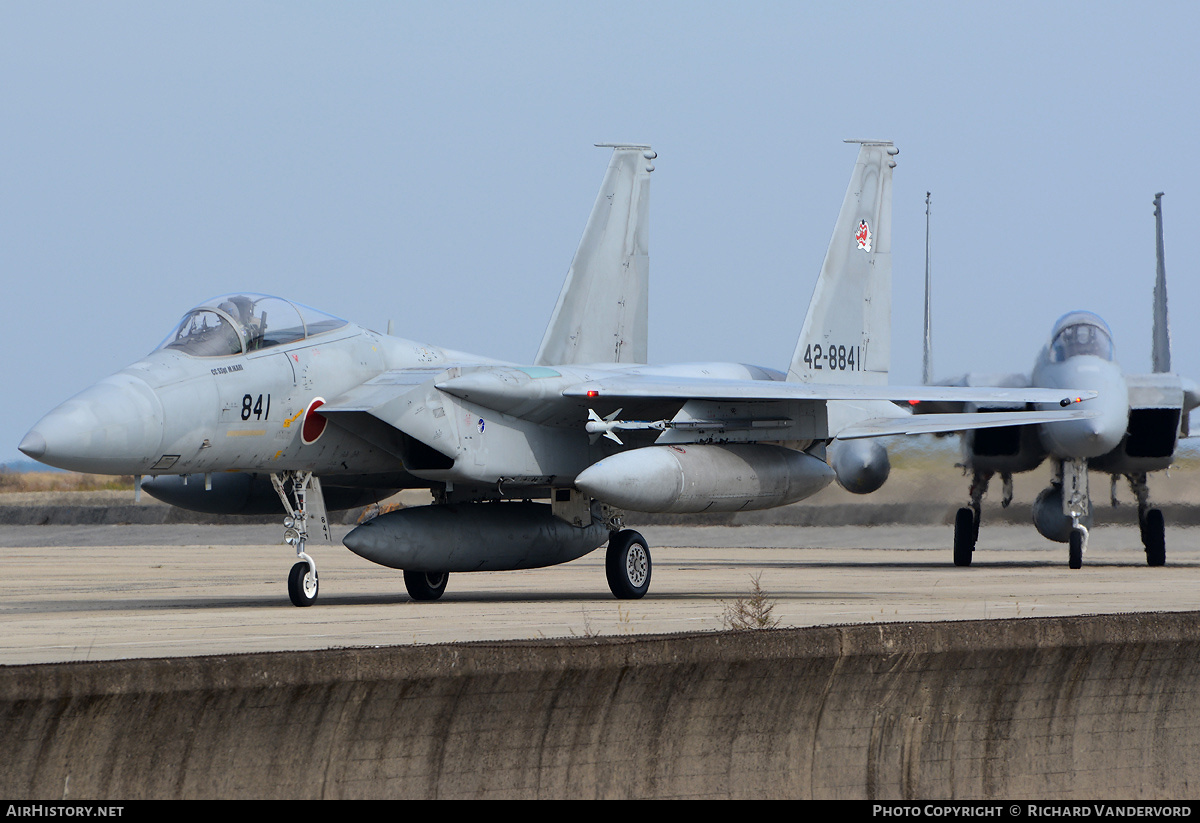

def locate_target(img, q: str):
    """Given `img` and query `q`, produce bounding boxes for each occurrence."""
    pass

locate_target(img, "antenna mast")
[923,192,933,385]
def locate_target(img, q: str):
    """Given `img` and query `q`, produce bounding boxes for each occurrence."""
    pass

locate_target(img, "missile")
[343,502,608,572]
[584,408,672,444]
[574,444,834,513]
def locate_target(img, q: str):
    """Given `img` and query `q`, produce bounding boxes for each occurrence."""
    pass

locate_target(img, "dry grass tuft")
[0,469,135,493]
[720,572,781,631]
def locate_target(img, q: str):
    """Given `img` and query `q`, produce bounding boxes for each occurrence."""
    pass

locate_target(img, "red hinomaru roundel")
[301,397,327,445]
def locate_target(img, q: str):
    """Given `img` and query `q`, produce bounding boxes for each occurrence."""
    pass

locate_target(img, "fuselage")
[1032,312,1129,461]
[19,294,464,477]
[18,293,806,493]
[1032,359,1129,460]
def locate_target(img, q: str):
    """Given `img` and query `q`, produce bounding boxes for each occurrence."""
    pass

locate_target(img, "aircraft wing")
[562,375,1091,407]
[317,367,1098,455]
[561,374,1096,442]
[907,373,1034,414]
[834,410,1097,440]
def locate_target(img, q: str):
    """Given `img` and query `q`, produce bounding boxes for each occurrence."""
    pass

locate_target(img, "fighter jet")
[918,193,1200,569]
[19,141,1097,606]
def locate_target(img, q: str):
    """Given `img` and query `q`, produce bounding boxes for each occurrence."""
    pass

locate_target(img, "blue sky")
[4,2,1199,463]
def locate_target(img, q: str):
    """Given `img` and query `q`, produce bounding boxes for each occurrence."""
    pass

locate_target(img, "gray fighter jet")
[918,193,1200,569]
[19,142,1097,606]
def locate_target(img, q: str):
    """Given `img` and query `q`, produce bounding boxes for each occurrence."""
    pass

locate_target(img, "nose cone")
[21,373,165,474]
[18,430,46,459]
[1045,414,1123,459]
[1037,360,1129,459]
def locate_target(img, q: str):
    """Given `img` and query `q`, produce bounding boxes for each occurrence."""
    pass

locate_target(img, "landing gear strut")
[1062,459,1089,570]
[272,471,330,607]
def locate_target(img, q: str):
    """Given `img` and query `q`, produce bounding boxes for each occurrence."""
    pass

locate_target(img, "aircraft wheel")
[953,507,975,567]
[1068,530,1083,570]
[607,529,651,599]
[1144,508,1166,567]
[288,561,318,607]
[404,570,448,601]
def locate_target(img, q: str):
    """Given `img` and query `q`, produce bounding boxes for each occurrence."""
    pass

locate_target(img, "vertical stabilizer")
[788,141,896,385]
[1152,192,1171,374]
[535,144,655,366]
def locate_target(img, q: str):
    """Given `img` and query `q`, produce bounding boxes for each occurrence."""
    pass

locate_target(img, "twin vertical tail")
[1152,192,1170,374]
[535,144,655,367]
[788,141,897,385]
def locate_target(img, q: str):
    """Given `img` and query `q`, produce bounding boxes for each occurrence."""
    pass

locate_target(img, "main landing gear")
[953,469,1008,567]
[1128,473,1166,567]
[606,529,651,599]
[953,507,977,567]
[272,471,331,607]
[404,571,449,601]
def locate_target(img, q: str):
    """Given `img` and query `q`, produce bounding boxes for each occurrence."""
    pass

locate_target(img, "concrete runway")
[4,521,1199,665]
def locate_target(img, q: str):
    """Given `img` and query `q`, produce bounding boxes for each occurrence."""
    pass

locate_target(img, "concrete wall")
[4,612,1199,799]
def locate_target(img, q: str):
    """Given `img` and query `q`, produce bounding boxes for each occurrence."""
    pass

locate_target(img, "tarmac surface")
[4,520,1199,665]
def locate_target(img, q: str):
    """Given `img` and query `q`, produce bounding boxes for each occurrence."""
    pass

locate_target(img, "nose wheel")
[288,558,319,607]
[1068,526,1086,570]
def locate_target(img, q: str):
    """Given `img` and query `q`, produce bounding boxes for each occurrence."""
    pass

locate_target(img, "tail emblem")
[855,219,872,252]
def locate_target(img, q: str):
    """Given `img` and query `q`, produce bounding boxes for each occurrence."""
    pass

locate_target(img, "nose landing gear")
[272,471,330,606]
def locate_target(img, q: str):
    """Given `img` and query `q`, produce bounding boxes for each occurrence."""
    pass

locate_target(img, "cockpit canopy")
[156,294,349,357]
[1048,311,1115,363]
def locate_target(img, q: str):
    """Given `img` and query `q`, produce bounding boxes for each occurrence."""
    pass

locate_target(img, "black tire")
[404,570,448,601]
[1144,508,1166,567]
[288,561,318,607]
[606,529,651,599]
[1068,530,1083,570]
[953,507,975,567]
